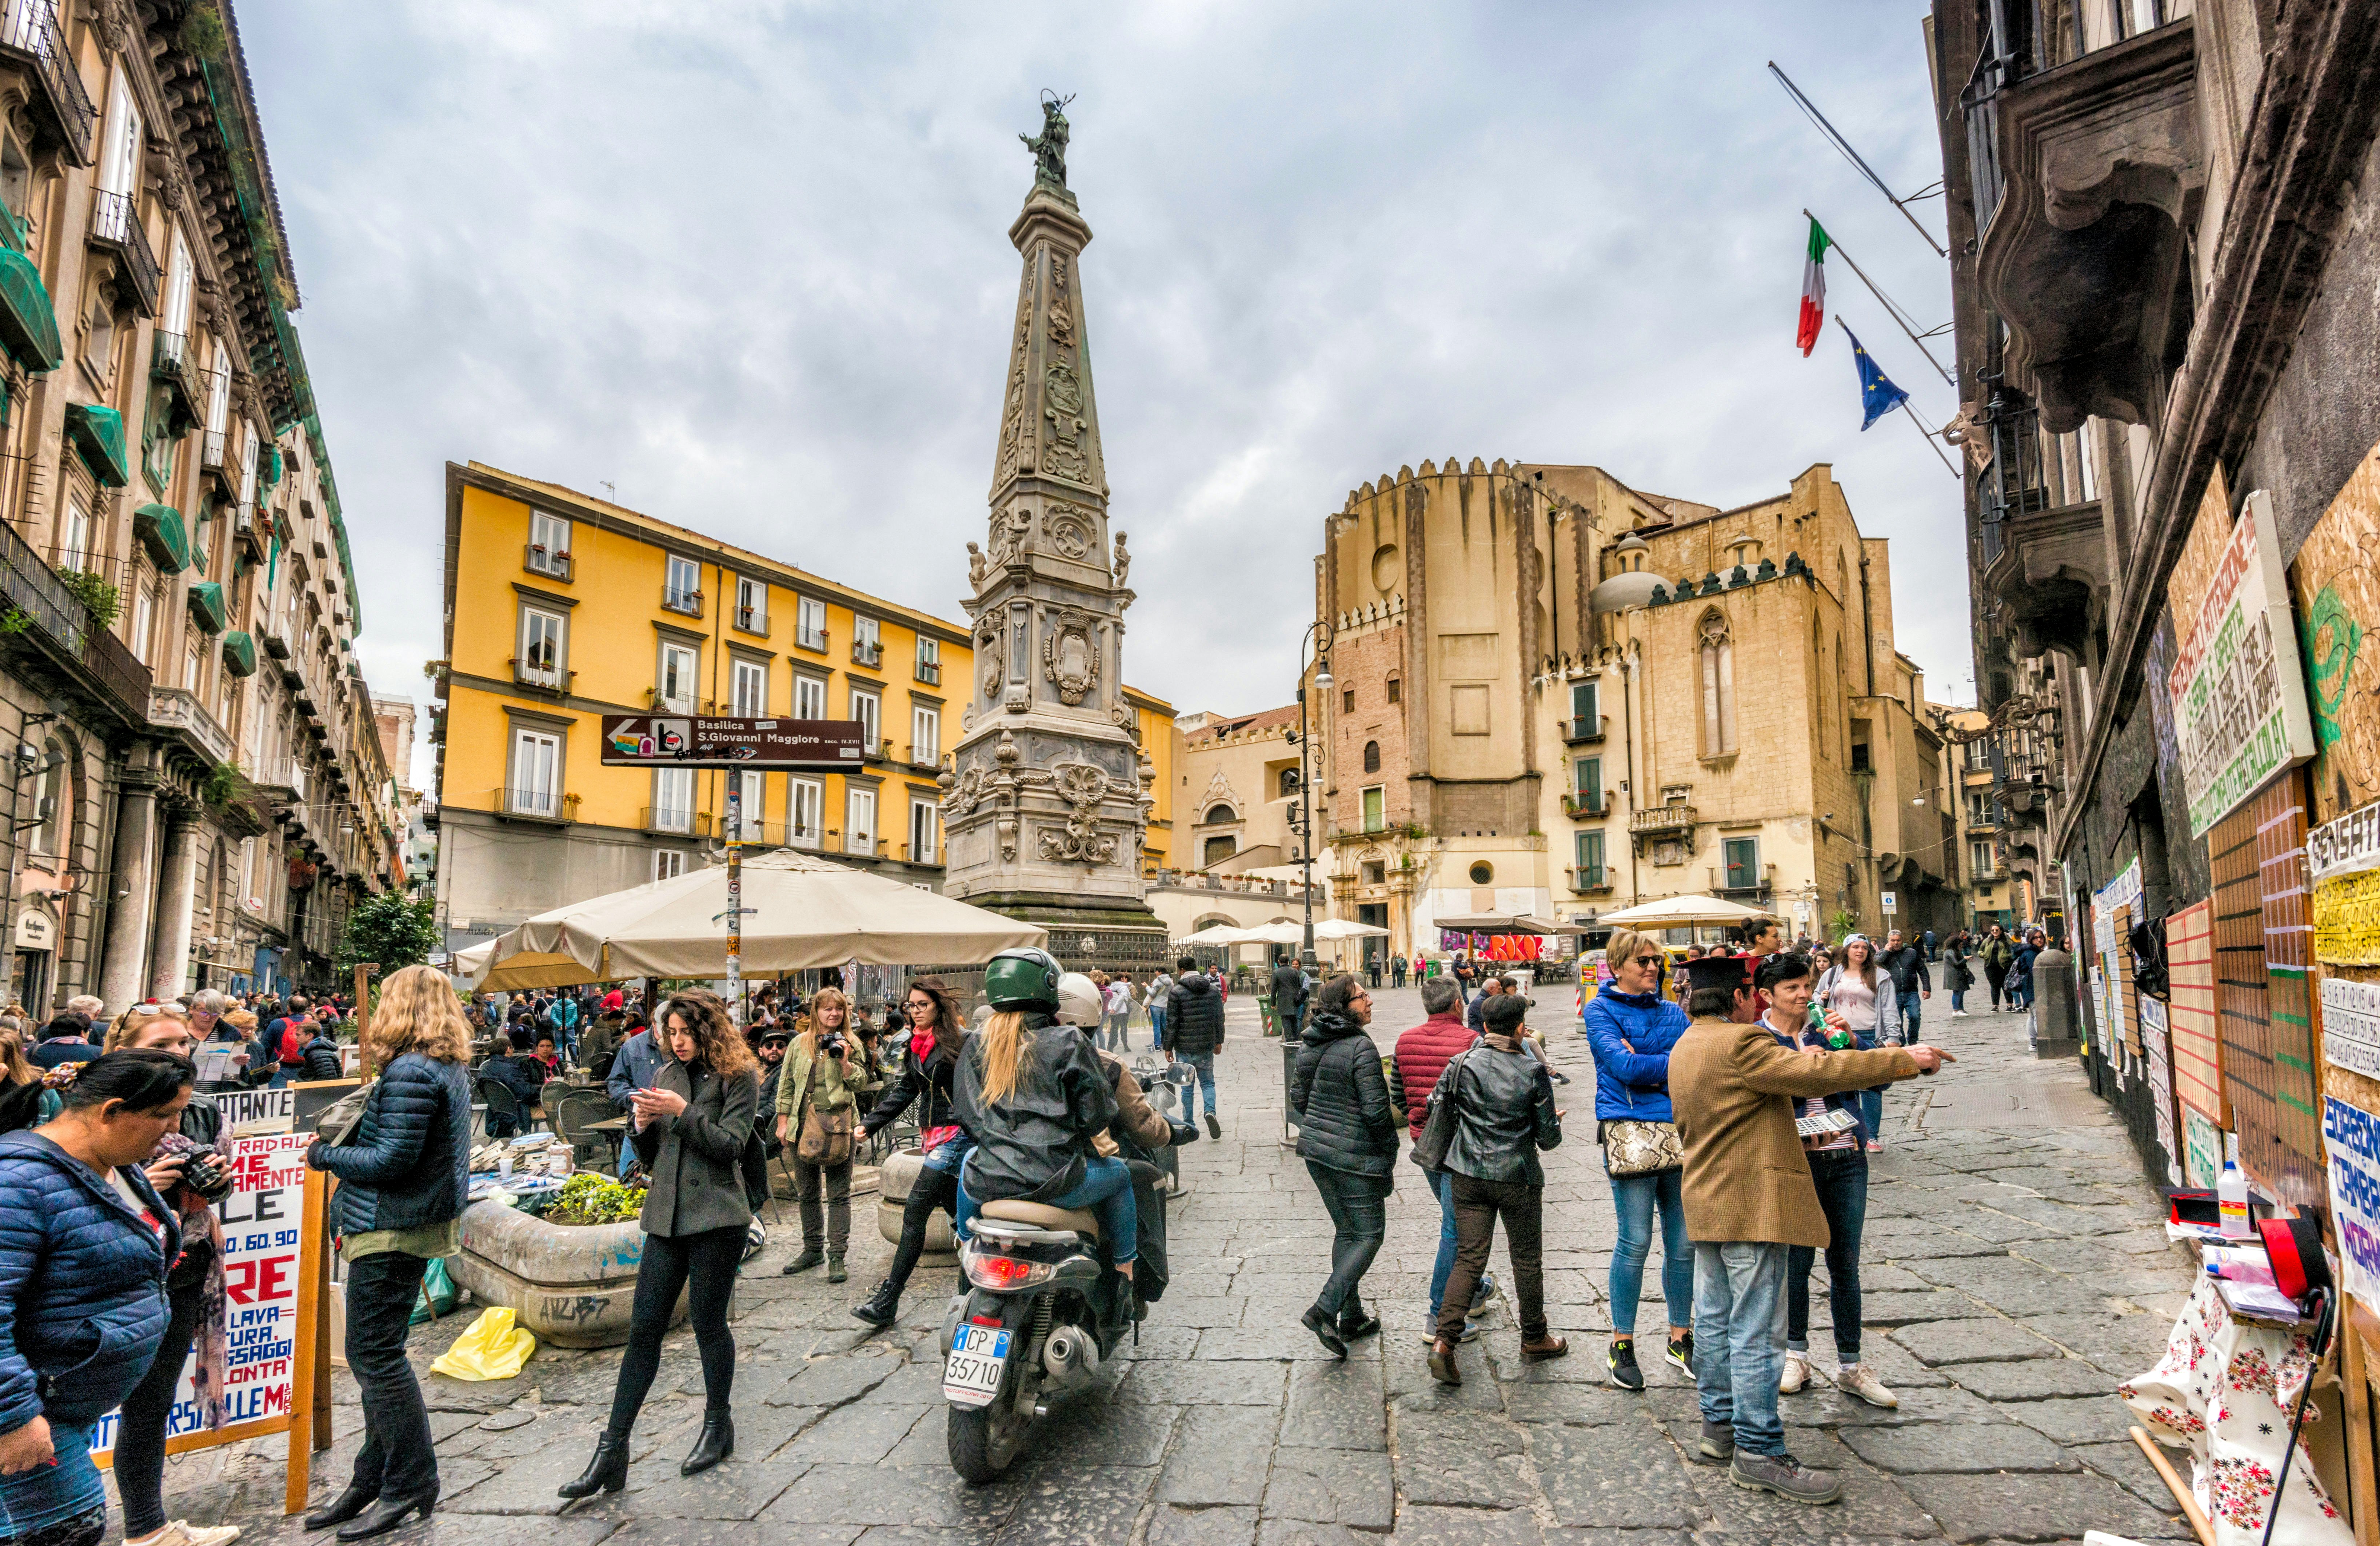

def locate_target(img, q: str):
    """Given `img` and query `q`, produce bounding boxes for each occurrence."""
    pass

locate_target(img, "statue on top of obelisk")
[938,96,1164,977]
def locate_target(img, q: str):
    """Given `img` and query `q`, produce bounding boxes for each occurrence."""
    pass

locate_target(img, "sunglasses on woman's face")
[1632,955,1662,969]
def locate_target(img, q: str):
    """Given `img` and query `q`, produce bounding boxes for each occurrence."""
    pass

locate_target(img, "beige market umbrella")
[1310,920,1391,940]
[1592,894,1772,929]
[1175,924,1259,946]
[465,849,1046,990]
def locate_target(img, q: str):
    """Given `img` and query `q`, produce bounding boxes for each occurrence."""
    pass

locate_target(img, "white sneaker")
[143,1525,243,1546]
[1837,1363,1899,1409]
[1779,1350,1810,1394]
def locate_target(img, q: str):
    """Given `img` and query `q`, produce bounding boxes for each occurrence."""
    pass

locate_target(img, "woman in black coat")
[561,990,758,1502]
[849,977,968,1328]
[1289,974,1399,1358]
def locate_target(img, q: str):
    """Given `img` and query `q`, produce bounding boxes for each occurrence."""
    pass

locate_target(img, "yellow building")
[433,462,1173,944]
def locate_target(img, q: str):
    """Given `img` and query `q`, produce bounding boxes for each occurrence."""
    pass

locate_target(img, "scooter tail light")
[965,1253,1054,1291]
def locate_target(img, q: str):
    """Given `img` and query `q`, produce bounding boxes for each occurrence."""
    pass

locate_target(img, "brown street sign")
[599,715,866,770]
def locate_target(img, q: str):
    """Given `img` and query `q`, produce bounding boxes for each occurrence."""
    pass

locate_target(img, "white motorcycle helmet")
[1055,971,1103,1030]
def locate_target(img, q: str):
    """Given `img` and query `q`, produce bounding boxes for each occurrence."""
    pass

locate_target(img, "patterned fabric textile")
[2119,1276,2348,1543]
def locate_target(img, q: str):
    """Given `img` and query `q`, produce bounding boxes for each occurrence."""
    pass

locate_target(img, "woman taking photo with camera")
[103,1006,242,1546]
[563,990,759,1500]
[850,977,969,1327]
[0,1050,197,1546]
[776,987,859,1284]
[303,966,472,1540]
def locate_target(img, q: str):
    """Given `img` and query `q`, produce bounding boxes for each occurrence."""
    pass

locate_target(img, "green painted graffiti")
[2301,584,2364,752]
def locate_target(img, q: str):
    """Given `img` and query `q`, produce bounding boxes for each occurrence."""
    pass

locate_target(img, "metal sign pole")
[725,777,743,1018]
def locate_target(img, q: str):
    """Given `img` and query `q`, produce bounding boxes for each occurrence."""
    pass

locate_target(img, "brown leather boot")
[1521,1333,1570,1362]
[1427,1337,1462,1386]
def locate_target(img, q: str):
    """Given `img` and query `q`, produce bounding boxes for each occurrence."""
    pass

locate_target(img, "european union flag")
[1843,323,1909,431]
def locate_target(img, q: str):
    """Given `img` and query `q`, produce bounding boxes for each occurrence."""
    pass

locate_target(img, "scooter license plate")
[943,1325,1011,1408]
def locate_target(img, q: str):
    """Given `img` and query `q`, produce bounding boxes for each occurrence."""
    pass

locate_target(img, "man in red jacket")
[1391,976,1491,1341]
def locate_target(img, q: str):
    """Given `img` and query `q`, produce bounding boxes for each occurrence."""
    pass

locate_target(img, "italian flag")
[1797,217,1831,356]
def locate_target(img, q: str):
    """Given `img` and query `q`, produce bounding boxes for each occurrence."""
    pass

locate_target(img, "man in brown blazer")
[1668,953,1953,1505]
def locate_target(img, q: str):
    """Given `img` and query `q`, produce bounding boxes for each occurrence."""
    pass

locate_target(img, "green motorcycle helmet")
[983,946,1064,1013]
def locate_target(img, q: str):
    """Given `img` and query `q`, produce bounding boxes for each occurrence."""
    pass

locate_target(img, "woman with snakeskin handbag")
[1580,929,1695,1393]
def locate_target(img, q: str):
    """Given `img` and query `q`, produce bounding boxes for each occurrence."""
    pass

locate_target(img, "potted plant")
[447,1175,680,1349]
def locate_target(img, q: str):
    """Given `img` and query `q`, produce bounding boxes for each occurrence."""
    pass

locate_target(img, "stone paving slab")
[159,997,2199,1543]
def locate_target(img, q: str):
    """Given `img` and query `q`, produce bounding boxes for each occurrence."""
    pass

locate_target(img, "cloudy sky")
[239,0,1970,788]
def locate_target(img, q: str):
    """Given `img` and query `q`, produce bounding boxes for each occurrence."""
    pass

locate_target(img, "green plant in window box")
[57,569,120,630]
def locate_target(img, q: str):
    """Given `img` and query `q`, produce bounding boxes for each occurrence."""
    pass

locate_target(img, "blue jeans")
[1179,1052,1217,1115]
[956,1154,1138,1263]
[1693,1240,1789,1457]
[1148,1005,1166,1049]
[1608,1166,1693,1337]
[1950,985,1965,1012]
[1424,1168,1493,1318]
[1900,994,1922,1037]
[1859,1088,1883,1141]
[1787,1148,1869,1364]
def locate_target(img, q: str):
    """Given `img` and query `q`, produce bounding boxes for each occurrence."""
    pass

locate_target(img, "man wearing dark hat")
[1667,952,1954,1506]
[755,1025,793,1154]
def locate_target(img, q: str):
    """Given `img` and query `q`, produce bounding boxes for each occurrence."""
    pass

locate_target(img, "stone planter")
[876,1146,956,1260]
[447,1198,684,1349]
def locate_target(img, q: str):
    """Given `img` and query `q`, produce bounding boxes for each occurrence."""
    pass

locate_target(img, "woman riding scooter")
[952,949,1139,1314]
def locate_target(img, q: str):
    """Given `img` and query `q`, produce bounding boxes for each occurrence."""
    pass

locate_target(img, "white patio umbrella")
[1239,920,1310,946]
[463,849,1047,990]
[1592,894,1772,929]
[1174,924,1258,946]
[1310,920,1391,940]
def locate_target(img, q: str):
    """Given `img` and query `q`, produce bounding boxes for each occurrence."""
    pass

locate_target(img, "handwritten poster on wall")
[2169,490,2318,837]
[93,1132,313,1456]
[2325,1097,2380,1307]
[2311,801,2380,967]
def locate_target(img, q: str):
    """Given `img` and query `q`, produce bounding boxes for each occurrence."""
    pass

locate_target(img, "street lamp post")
[1285,621,1334,971]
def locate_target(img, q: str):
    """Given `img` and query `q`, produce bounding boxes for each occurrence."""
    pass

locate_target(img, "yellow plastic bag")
[430,1306,536,1381]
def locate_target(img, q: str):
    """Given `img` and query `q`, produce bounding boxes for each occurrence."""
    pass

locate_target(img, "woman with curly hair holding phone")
[562,989,759,1502]
[303,966,472,1540]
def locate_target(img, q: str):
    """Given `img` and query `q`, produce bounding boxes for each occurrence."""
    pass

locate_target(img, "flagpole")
[1900,401,1961,477]
[1772,63,1948,259]
[1805,210,1956,387]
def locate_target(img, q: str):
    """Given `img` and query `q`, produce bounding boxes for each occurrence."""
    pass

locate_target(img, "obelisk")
[937,95,1167,979]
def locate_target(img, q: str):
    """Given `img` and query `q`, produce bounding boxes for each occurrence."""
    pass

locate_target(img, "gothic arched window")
[1699,610,1737,757]
[1362,740,1381,774]
[1203,803,1235,826]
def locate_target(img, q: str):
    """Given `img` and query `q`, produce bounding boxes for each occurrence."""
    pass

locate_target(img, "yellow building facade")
[434,462,1173,944]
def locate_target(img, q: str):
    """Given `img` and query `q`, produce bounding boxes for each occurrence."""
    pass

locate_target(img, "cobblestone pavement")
[157,987,2202,1544]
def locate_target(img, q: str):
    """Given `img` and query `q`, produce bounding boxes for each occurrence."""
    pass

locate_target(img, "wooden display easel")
[94,1165,332,1515]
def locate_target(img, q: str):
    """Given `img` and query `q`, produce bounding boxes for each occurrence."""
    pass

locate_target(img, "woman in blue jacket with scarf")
[0,1050,195,1546]
[1580,929,1693,1393]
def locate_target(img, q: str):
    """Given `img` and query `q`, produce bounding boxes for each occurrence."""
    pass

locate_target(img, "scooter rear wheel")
[948,1391,1027,1484]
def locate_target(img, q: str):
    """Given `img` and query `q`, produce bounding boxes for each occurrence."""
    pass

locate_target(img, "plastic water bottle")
[2218,1154,2251,1238]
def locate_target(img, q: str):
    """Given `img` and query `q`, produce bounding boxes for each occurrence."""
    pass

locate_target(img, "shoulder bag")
[1600,1115,1683,1177]
[794,1049,855,1167]
[1410,1048,1474,1173]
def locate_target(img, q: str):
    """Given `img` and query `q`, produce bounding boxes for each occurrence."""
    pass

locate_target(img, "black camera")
[821,1031,849,1059]
[181,1151,232,1201]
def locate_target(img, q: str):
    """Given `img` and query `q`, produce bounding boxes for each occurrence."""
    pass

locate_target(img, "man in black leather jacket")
[1163,957,1226,1138]
[1428,992,1567,1382]
[1270,953,1309,1038]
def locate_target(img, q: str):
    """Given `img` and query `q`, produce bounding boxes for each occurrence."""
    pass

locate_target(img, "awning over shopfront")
[63,403,128,487]
[186,580,228,633]
[133,503,190,573]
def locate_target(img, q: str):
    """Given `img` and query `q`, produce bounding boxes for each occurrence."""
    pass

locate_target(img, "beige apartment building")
[0,0,399,1007]
[1307,457,1952,961]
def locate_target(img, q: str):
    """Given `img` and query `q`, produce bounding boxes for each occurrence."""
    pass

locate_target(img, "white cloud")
[237,0,1973,789]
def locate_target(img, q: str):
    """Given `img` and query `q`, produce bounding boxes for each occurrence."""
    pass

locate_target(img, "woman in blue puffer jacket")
[303,966,472,1542]
[1580,929,1694,1393]
[0,1050,195,1546]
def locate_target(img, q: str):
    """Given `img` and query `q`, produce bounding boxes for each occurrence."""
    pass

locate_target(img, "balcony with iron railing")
[662,584,702,617]
[1561,791,1610,820]
[523,544,571,581]
[0,510,151,720]
[796,621,828,653]
[731,601,767,634]
[149,329,201,430]
[0,0,93,164]
[87,188,158,316]
[503,787,566,822]
[1566,865,1614,896]
[642,805,703,837]
[851,638,883,669]
[915,659,941,686]
[1561,714,1608,746]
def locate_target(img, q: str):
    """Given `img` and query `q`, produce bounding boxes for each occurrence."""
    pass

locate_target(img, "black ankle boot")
[680,1410,734,1476]
[333,1487,438,1541]
[556,1434,629,1502]
[851,1278,901,1328]
[304,1482,379,1531]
